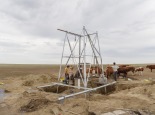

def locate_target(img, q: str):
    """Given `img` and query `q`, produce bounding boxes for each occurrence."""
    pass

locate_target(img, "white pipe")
[58,88,91,101]
[96,32,104,75]
[83,29,87,88]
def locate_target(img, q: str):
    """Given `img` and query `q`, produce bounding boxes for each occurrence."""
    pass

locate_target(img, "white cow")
[135,67,144,76]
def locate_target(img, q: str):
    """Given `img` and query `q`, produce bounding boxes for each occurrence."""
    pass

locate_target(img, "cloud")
[0,0,155,64]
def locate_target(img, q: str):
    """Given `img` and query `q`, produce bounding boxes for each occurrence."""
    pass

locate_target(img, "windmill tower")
[58,26,104,89]
[37,27,116,101]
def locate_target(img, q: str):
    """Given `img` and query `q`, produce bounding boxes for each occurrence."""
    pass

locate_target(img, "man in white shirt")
[112,62,119,81]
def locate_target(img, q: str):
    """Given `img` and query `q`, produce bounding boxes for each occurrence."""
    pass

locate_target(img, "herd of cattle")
[105,64,155,78]
[85,64,155,79]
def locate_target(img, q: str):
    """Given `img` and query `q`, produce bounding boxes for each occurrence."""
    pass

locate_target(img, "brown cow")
[86,66,102,76]
[146,65,155,72]
[135,67,144,76]
[126,66,135,74]
[105,65,135,79]
[119,64,129,68]
[117,67,129,78]
[117,66,135,78]
[105,66,113,78]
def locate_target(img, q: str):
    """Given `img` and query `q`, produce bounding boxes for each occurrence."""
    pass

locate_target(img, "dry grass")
[0,64,155,115]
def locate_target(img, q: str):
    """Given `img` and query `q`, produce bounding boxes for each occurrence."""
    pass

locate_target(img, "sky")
[0,0,155,64]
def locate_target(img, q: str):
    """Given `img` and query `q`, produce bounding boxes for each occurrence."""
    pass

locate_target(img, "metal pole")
[83,27,87,89]
[83,28,98,66]
[66,34,76,65]
[79,36,81,67]
[65,35,85,85]
[65,39,78,65]
[58,33,67,81]
[96,32,104,74]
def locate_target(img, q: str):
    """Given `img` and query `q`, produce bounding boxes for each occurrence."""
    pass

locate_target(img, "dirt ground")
[0,64,155,115]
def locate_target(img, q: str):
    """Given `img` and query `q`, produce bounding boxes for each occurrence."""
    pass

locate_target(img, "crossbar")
[58,29,97,37]
[58,29,83,37]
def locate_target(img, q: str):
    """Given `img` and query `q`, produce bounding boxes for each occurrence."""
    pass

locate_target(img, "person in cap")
[111,62,119,81]
[69,66,74,85]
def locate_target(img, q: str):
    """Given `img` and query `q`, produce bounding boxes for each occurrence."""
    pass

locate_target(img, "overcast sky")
[0,0,155,64]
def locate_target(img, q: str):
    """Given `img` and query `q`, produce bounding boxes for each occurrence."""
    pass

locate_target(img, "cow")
[119,64,130,68]
[146,65,155,72]
[86,66,102,76]
[135,67,144,76]
[105,65,135,79]
[105,66,113,78]
[126,66,135,74]
[117,66,135,78]
[117,67,129,78]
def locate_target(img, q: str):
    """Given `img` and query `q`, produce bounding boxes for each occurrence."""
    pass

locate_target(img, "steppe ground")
[0,64,155,115]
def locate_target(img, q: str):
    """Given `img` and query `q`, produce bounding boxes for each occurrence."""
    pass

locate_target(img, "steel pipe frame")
[58,81,116,101]
[57,27,106,100]
[37,81,116,101]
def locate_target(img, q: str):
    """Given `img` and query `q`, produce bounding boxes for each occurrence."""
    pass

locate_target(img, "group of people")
[64,65,83,85]
[63,62,119,85]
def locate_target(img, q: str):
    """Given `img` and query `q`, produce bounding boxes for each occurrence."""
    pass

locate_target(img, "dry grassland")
[0,64,155,115]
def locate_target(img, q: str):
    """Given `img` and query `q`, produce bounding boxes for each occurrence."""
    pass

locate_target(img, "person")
[69,66,74,85]
[64,65,70,84]
[111,62,119,81]
[74,65,83,78]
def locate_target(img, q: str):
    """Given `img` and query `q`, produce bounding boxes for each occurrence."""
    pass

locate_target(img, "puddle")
[0,89,5,102]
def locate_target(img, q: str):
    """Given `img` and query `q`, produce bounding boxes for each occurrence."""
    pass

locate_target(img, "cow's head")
[132,67,135,73]
[146,65,150,68]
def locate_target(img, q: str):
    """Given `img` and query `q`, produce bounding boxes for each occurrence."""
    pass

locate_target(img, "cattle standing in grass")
[117,67,129,78]
[119,64,129,68]
[105,66,113,78]
[146,65,155,72]
[135,67,144,76]
[86,66,102,76]
[117,66,135,78]
[126,66,135,74]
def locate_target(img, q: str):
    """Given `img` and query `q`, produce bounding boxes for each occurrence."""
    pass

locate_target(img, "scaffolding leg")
[56,85,59,93]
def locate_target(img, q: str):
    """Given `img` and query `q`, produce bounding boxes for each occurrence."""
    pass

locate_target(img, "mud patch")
[116,80,155,91]
[4,89,11,93]
[95,80,155,95]
[96,84,116,94]
[22,80,34,86]
[101,109,154,115]
[20,98,50,112]
[41,85,68,93]
[88,111,96,115]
